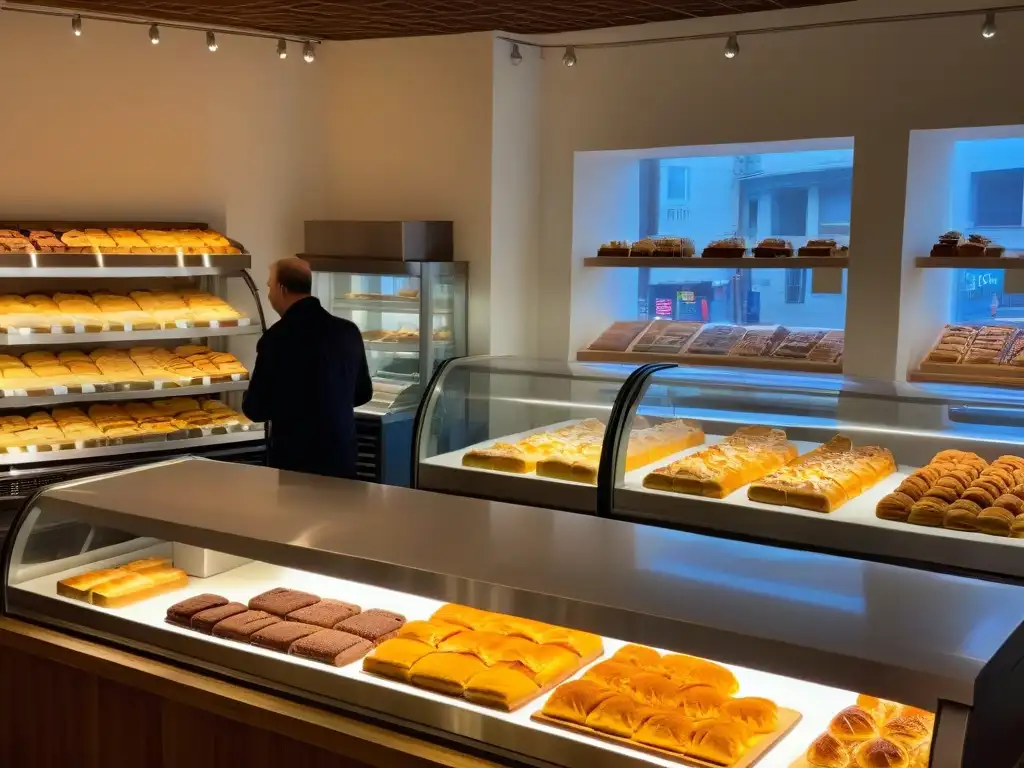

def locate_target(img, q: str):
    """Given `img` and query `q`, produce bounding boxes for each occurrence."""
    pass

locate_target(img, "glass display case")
[416,357,1024,581]
[5,457,1023,768]
[301,220,467,486]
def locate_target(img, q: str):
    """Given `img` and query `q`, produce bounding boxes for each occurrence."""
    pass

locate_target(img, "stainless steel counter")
[31,457,1024,712]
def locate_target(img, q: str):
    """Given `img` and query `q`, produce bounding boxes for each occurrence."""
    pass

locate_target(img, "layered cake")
[752,237,794,258]
[701,237,746,259]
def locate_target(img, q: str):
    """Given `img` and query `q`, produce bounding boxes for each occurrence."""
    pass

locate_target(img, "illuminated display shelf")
[583,256,849,269]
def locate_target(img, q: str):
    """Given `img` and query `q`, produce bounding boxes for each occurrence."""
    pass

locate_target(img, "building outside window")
[640,148,852,329]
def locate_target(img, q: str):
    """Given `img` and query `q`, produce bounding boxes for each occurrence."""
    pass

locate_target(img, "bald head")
[268,257,313,315]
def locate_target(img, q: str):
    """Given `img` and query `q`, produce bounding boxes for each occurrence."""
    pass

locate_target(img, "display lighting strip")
[0,1,320,61]
[502,3,1024,66]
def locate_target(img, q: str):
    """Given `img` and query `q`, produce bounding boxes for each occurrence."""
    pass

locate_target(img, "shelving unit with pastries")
[7,458,1016,768]
[0,221,267,509]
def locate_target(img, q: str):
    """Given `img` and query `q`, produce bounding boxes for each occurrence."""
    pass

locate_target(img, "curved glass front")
[416,357,638,511]
[613,365,1024,579]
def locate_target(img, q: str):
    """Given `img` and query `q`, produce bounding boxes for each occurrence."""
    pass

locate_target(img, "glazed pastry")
[363,638,437,681]
[612,643,663,669]
[829,706,878,745]
[90,567,188,609]
[626,672,686,709]
[57,568,126,602]
[541,679,617,725]
[688,720,752,764]
[854,738,909,768]
[677,684,726,720]
[808,732,851,767]
[585,660,640,692]
[633,712,696,753]
[397,620,464,647]
[464,667,540,710]
[881,715,932,749]
[994,494,1024,516]
[409,652,488,695]
[907,497,947,527]
[876,492,914,522]
[944,505,981,532]
[857,694,902,725]
[584,693,656,737]
[722,696,779,733]
[977,507,1014,536]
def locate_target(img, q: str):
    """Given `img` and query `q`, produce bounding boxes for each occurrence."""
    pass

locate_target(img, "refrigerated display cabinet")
[5,457,1023,767]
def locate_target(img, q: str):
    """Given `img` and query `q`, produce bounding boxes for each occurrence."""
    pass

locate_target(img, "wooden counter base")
[0,617,499,768]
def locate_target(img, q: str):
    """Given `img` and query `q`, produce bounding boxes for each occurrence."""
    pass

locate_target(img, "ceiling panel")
[26,0,855,41]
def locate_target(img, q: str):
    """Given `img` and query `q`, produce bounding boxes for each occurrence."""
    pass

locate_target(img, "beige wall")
[536,0,1024,378]
[0,14,326,364]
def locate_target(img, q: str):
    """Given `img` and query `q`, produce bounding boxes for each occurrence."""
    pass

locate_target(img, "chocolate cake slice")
[166,593,228,628]
[248,587,320,617]
[289,629,373,667]
[211,610,281,642]
[287,598,361,628]
[250,621,322,653]
[335,609,406,645]
[190,602,247,634]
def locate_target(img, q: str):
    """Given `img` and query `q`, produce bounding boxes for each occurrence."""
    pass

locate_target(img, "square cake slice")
[286,598,361,628]
[166,594,228,628]
[250,621,322,653]
[335,609,406,645]
[191,602,248,634]
[212,610,282,641]
[248,587,320,617]
[289,629,373,667]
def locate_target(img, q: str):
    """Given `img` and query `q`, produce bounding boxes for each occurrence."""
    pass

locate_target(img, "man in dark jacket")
[243,258,372,478]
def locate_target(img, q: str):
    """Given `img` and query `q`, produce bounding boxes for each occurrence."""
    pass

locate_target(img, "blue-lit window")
[952,139,1024,323]
[641,148,852,328]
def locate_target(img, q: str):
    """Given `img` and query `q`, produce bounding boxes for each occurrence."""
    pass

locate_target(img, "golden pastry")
[1009,514,1024,539]
[541,680,616,725]
[633,712,696,753]
[688,659,739,695]
[659,653,701,681]
[977,506,1013,537]
[688,720,751,764]
[612,643,662,669]
[584,693,656,738]
[876,493,913,522]
[907,498,947,527]
[943,506,980,532]
[437,630,509,665]
[626,672,685,709]
[994,494,1024,515]
[722,696,778,733]
[585,660,638,692]
[856,694,902,725]
[90,567,188,609]
[948,499,982,515]
[408,652,487,695]
[430,603,495,630]
[807,732,851,767]
[895,477,928,501]
[500,639,579,686]
[464,667,539,711]
[677,684,726,720]
[397,620,463,647]
[56,568,125,602]
[962,485,996,507]
[362,638,435,681]
[933,475,966,495]
[881,715,931,749]
[830,706,878,745]
[853,738,909,768]
[922,485,957,504]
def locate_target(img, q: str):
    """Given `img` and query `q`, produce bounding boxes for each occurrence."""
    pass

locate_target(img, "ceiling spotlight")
[277,38,288,59]
[303,41,315,63]
[982,12,997,39]
[71,14,82,37]
[206,31,218,52]
[510,43,523,66]
[562,46,577,67]
[725,34,740,58]
[149,24,160,45]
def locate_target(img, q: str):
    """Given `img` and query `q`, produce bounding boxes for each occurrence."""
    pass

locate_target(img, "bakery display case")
[0,221,267,523]
[414,356,646,512]
[608,364,1024,582]
[5,457,1023,768]
[301,220,467,486]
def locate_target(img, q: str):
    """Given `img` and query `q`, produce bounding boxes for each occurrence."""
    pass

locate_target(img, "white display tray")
[0,323,257,347]
[12,552,858,768]
[0,379,249,408]
[617,436,1024,578]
